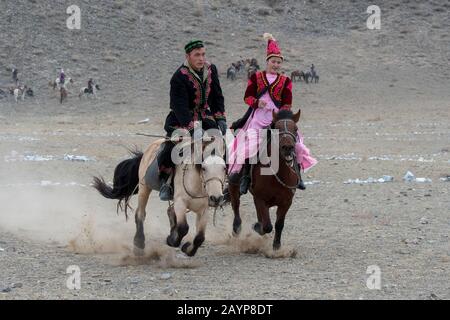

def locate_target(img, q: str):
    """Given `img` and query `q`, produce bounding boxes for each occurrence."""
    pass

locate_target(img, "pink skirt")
[228,109,317,175]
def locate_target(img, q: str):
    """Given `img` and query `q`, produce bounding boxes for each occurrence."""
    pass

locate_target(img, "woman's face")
[266,57,283,74]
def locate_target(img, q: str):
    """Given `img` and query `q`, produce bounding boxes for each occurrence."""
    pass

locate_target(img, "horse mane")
[276,109,294,120]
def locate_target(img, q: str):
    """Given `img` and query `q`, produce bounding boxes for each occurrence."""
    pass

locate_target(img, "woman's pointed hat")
[264,33,283,61]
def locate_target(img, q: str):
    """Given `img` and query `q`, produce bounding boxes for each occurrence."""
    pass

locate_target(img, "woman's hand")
[258,100,267,109]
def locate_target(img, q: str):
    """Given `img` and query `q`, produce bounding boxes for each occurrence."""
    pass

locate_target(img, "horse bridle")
[271,119,300,190]
[182,163,225,200]
[276,119,298,144]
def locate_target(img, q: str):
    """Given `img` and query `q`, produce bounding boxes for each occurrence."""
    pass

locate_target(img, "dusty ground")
[0,0,449,300]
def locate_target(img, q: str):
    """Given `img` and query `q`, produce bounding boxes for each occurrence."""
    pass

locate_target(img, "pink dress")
[228,73,317,175]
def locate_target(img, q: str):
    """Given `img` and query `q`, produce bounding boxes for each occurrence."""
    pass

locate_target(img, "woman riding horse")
[228,33,317,194]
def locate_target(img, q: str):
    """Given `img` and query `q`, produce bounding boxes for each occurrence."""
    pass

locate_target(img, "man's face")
[186,47,206,71]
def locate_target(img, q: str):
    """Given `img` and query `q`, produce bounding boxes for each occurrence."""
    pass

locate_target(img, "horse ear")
[272,110,278,123]
[293,109,301,123]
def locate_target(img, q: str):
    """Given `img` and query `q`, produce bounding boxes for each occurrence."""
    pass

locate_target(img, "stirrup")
[297,179,306,190]
[159,172,174,201]
[159,183,173,201]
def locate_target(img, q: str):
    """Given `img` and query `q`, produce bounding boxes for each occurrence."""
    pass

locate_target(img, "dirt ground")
[1,0,449,300]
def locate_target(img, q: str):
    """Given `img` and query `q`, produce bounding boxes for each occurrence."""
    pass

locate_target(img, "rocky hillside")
[0,0,449,110]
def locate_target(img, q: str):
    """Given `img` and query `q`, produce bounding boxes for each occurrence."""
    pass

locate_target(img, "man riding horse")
[59,68,65,88]
[87,78,94,93]
[12,68,18,85]
[157,39,227,201]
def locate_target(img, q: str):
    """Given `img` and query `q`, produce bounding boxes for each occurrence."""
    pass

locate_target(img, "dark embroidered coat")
[164,62,226,136]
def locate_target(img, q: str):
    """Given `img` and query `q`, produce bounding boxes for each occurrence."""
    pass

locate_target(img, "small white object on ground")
[63,155,94,162]
[403,171,415,182]
[137,118,150,124]
[415,178,432,183]
[160,273,172,280]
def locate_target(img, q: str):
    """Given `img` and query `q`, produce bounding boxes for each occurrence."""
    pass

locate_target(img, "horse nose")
[282,145,294,153]
[209,195,223,205]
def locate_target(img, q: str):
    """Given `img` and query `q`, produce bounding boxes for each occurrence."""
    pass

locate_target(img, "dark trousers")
[157,141,175,179]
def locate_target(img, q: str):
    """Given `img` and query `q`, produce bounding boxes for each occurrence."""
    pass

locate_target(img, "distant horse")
[79,84,100,99]
[227,65,237,81]
[247,65,258,79]
[25,87,34,97]
[249,58,260,70]
[228,109,302,250]
[303,71,312,84]
[291,70,304,82]
[49,77,73,90]
[12,85,28,103]
[0,88,7,99]
[311,73,319,83]
[93,137,226,257]
[49,77,73,104]
[235,60,245,73]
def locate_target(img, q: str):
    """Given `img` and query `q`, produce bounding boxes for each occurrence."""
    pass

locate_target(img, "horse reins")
[271,119,300,190]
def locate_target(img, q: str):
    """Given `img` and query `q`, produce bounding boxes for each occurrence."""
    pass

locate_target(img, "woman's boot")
[239,164,251,195]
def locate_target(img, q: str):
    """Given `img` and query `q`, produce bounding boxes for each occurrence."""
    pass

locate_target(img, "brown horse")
[291,70,303,82]
[228,109,301,250]
[60,87,68,104]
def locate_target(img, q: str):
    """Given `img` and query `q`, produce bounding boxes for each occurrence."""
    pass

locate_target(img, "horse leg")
[181,208,207,257]
[273,205,289,250]
[166,201,189,248]
[229,182,242,236]
[133,183,151,256]
[167,204,177,231]
[253,197,272,236]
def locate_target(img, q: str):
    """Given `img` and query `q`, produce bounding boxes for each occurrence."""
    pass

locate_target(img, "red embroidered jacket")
[244,71,292,111]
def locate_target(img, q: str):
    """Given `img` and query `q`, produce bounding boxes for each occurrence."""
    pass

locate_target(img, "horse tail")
[92,149,143,219]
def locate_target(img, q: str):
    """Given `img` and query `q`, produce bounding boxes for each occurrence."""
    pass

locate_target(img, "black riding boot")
[159,172,173,201]
[157,142,175,201]
[239,164,251,195]
[295,162,306,190]
[297,172,306,190]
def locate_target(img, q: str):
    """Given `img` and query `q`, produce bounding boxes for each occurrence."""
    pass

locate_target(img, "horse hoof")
[133,246,145,257]
[133,237,145,250]
[166,235,180,248]
[181,242,191,255]
[232,225,242,237]
[273,242,281,251]
[253,223,264,235]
